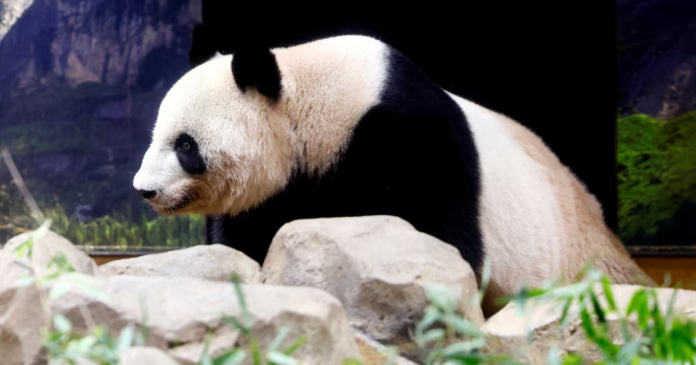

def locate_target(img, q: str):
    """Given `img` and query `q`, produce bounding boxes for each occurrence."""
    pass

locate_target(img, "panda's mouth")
[162,194,195,212]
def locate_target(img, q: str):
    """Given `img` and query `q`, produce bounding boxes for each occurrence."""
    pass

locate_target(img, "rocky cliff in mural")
[618,0,696,120]
[0,0,200,97]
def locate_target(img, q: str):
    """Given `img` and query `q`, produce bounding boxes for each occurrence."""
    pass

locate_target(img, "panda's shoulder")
[285,34,388,61]
[302,34,385,48]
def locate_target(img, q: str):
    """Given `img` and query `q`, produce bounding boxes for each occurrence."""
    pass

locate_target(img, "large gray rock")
[0,230,100,365]
[99,244,261,284]
[3,230,100,278]
[483,285,696,364]
[50,275,361,365]
[262,215,484,360]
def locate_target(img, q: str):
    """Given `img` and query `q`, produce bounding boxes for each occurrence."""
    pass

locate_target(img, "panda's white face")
[133,54,294,216]
[134,35,387,217]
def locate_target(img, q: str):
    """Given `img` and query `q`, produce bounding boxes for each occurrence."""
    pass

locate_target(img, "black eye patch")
[174,133,207,175]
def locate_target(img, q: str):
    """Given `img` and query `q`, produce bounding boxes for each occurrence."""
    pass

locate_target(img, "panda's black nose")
[137,189,157,200]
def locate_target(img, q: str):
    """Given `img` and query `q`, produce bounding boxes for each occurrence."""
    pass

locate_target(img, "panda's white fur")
[451,95,651,310]
[134,35,653,315]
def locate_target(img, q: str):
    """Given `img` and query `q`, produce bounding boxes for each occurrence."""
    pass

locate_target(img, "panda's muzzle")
[136,186,196,213]
[164,194,195,212]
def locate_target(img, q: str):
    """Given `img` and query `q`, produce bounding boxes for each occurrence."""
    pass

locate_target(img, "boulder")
[262,215,484,360]
[49,275,361,365]
[99,244,261,284]
[3,230,100,278]
[0,230,100,365]
[120,347,181,365]
[483,285,696,364]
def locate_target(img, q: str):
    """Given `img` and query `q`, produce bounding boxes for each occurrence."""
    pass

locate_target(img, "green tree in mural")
[618,112,696,246]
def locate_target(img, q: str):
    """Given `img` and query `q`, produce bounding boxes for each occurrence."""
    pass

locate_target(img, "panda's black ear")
[231,45,282,101]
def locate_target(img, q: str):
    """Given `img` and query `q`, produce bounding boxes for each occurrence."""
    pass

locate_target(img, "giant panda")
[133,35,654,315]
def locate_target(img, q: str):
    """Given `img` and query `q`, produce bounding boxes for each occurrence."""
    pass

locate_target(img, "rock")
[262,215,484,360]
[99,244,262,284]
[3,230,100,278]
[354,330,420,365]
[120,347,181,365]
[49,275,361,365]
[483,299,594,364]
[483,284,696,364]
[0,230,100,365]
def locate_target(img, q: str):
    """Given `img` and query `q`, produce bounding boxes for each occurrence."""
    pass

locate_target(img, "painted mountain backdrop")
[0,0,204,249]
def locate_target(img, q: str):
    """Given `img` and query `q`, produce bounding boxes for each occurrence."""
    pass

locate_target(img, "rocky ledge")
[0,215,692,365]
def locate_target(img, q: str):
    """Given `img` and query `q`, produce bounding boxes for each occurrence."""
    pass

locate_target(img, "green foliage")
[414,260,509,365]
[414,284,501,365]
[617,112,696,245]
[617,114,669,239]
[2,201,205,250]
[507,267,696,365]
[44,204,205,250]
[1,163,205,250]
[43,320,146,365]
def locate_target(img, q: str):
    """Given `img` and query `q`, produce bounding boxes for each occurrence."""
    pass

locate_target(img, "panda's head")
[134,36,386,216]
[133,46,295,216]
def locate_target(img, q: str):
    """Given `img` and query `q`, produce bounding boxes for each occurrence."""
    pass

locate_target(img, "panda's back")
[280,35,647,294]
[448,94,649,302]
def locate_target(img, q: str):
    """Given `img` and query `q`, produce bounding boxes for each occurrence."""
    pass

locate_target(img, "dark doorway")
[190,7,618,242]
